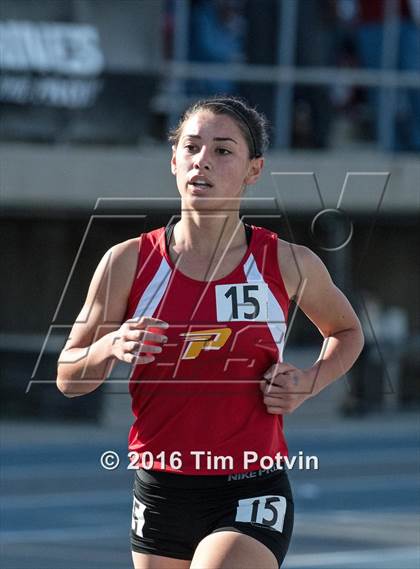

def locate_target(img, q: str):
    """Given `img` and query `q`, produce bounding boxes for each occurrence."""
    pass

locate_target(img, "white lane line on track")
[284,546,420,568]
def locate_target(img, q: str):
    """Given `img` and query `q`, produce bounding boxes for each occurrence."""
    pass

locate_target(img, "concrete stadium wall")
[2,143,419,212]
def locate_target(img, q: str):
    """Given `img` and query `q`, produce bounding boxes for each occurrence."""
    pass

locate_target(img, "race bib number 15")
[215,283,268,322]
[235,495,287,533]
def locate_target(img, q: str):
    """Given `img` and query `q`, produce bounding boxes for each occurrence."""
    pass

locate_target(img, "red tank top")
[125,224,290,474]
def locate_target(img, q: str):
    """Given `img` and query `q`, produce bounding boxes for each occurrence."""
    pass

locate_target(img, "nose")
[193,147,211,171]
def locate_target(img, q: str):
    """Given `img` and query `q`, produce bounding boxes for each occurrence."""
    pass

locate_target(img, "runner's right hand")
[110,317,169,365]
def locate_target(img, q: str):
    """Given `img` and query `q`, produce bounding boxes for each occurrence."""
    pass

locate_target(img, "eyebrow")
[182,134,238,144]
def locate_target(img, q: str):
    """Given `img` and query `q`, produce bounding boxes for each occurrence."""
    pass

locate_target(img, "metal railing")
[165,0,420,151]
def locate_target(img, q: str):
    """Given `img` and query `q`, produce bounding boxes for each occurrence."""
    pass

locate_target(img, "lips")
[188,175,213,189]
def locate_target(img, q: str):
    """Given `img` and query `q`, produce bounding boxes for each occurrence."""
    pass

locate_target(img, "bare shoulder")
[101,236,140,293]
[83,237,140,309]
[277,239,330,300]
[65,237,141,348]
[109,236,140,257]
[108,237,140,270]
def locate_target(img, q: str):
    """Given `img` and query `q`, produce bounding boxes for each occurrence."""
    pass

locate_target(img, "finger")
[263,383,286,395]
[126,330,168,344]
[260,380,284,394]
[264,361,296,379]
[125,341,140,354]
[122,352,155,365]
[141,331,169,344]
[125,330,140,341]
[134,354,156,365]
[266,406,287,415]
[123,340,163,358]
[125,317,141,326]
[265,373,290,388]
[263,395,289,406]
[136,343,163,354]
[134,317,169,329]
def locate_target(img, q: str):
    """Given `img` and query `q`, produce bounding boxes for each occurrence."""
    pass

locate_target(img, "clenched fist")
[260,362,315,414]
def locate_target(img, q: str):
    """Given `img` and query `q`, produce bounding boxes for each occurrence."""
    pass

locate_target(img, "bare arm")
[261,242,364,413]
[56,238,168,397]
[290,245,364,395]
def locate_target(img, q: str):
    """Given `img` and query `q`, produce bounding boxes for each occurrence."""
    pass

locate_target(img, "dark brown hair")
[168,95,270,159]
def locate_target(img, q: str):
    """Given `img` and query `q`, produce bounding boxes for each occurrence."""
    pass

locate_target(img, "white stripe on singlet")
[132,257,172,319]
[243,253,287,360]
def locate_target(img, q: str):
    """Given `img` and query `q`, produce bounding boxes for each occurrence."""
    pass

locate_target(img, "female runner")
[57,96,364,569]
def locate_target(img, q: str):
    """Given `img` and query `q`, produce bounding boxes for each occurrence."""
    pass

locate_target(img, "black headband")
[203,100,260,158]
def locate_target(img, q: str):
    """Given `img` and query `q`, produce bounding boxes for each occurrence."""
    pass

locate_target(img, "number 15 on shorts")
[235,495,287,533]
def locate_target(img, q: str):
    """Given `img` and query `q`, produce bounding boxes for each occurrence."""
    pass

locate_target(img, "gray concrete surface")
[2,143,419,212]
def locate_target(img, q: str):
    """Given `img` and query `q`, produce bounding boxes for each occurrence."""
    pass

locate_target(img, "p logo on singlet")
[180,328,232,360]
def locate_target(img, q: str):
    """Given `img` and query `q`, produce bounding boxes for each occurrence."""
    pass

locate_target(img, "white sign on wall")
[0,21,104,107]
[0,21,104,75]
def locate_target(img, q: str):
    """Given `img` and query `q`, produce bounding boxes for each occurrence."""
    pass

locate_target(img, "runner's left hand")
[259,362,314,414]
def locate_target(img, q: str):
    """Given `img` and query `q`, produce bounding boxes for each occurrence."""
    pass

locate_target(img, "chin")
[188,196,218,209]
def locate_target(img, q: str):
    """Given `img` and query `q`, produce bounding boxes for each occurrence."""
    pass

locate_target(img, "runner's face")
[171,110,263,210]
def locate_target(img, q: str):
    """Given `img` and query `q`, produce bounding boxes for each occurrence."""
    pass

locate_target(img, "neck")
[174,212,246,256]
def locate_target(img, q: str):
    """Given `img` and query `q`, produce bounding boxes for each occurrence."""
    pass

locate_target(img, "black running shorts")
[131,466,294,567]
